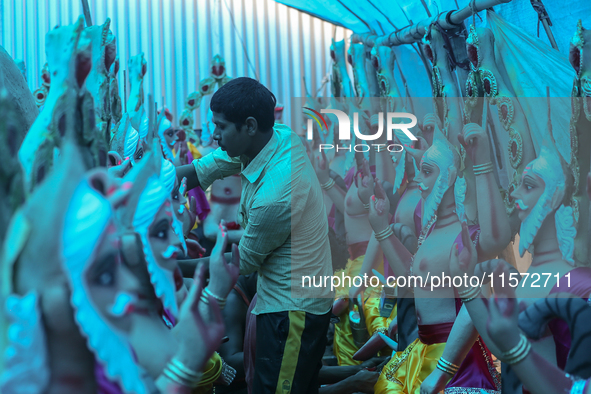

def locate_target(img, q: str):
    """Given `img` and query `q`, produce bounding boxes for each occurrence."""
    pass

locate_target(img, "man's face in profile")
[211,111,251,158]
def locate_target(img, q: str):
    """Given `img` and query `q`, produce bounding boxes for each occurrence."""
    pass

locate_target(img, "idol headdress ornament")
[110,113,140,164]
[19,17,90,194]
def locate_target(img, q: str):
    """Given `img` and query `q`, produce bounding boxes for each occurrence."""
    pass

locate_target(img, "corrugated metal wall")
[1,0,350,132]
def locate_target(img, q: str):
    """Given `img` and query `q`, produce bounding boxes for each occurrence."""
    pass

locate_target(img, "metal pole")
[81,0,93,26]
[123,70,127,113]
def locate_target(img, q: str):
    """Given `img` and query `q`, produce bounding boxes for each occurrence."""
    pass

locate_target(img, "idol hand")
[449,222,478,279]
[421,113,441,145]
[182,196,197,236]
[175,263,225,372]
[485,263,521,354]
[185,238,206,259]
[404,136,428,167]
[357,158,374,205]
[459,123,491,166]
[207,221,240,300]
[313,151,331,184]
[179,177,188,197]
[420,367,450,394]
[368,179,390,233]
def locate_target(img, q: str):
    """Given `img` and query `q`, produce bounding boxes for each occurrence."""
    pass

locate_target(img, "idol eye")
[94,255,118,286]
[151,223,169,240]
[172,191,179,201]
[97,271,115,286]
[135,148,143,160]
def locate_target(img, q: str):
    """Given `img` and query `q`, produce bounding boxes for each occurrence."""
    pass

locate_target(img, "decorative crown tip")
[573,20,585,47]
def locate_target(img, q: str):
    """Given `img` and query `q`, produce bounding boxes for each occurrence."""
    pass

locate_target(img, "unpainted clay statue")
[0,45,39,141]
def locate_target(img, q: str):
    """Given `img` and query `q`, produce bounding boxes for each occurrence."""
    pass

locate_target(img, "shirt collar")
[241,128,279,183]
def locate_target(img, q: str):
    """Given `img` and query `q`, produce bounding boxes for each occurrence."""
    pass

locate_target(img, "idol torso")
[412,220,462,325]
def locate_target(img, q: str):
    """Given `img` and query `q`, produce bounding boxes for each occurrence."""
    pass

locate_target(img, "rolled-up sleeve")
[238,202,291,275]
[192,148,242,190]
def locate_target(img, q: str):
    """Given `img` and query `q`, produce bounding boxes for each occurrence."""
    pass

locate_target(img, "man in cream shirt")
[177,77,333,393]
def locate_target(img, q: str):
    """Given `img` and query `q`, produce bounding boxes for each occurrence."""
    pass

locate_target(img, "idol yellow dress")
[332,253,365,366]
[374,339,444,393]
[362,286,396,357]
[333,248,387,365]
[194,352,223,393]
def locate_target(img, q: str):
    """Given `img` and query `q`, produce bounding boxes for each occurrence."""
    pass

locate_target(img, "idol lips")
[418,182,429,192]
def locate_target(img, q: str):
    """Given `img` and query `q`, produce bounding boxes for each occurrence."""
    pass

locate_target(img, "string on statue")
[530,0,552,38]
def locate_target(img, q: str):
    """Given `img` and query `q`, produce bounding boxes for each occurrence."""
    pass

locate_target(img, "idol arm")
[375,229,412,277]
[431,306,480,377]
[503,347,588,394]
[474,170,511,259]
[460,295,504,356]
[351,235,385,294]
[324,183,347,214]
[225,229,244,244]
[375,132,397,186]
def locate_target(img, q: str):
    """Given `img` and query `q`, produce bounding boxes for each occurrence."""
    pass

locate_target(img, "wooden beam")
[351,0,513,47]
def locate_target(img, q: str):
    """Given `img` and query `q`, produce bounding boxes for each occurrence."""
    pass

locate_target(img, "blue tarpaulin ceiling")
[275,0,591,56]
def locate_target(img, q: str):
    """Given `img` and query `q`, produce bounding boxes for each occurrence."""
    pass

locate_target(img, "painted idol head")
[511,145,576,264]
[415,127,461,228]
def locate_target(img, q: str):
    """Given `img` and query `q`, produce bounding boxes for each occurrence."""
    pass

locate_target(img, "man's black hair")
[210,77,277,131]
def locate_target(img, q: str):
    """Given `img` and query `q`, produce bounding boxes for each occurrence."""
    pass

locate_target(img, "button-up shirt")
[193,124,334,315]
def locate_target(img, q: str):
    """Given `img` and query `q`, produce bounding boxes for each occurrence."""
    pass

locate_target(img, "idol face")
[510,169,546,222]
[149,201,182,279]
[85,221,142,332]
[212,111,252,158]
[415,157,440,200]
[163,127,178,148]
